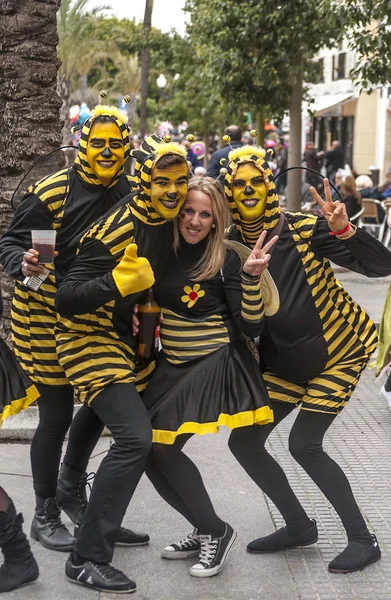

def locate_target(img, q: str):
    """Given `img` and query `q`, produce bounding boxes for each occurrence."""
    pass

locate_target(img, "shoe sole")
[189,530,237,578]
[0,578,38,593]
[116,540,150,547]
[247,536,318,554]
[328,552,381,574]
[161,549,200,559]
[66,576,137,594]
[30,528,75,553]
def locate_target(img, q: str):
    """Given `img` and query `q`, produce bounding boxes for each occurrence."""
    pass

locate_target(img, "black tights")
[30,385,104,499]
[228,401,371,543]
[146,435,226,538]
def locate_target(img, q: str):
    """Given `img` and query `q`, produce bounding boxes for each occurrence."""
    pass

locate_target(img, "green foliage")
[340,0,391,89]
[182,0,344,121]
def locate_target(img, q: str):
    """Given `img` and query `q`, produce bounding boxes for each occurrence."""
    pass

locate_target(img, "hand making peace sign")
[310,178,353,235]
[243,230,279,277]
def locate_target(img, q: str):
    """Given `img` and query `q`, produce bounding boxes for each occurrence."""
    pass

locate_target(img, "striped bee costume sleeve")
[222,250,265,337]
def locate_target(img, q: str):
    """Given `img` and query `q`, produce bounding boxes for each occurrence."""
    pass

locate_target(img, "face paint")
[150,163,189,219]
[232,163,268,221]
[86,121,125,186]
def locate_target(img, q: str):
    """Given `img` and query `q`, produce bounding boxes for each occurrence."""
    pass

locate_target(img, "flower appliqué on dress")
[181,284,205,308]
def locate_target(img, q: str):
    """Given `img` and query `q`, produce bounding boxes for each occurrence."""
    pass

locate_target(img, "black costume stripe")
[160,308,230,365]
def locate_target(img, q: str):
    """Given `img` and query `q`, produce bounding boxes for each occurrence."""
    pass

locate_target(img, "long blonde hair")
[173,177,231,281]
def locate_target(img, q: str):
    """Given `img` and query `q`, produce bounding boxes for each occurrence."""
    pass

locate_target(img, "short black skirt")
[0,338,39,427]
[143,339,273,444]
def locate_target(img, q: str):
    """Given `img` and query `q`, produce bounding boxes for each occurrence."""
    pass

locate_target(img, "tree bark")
[287,61,303,211]
[0,0,62,333]
[139,0,154,139]
[256,108,265,147]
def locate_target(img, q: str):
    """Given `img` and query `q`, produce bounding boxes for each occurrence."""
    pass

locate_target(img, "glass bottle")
[136,288,161,361]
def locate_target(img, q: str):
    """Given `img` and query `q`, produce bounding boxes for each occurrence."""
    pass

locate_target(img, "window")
[337,52,346,80]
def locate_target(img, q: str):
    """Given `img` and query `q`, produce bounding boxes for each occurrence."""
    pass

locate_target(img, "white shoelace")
[198,538,218,566]
[176,529,200,549]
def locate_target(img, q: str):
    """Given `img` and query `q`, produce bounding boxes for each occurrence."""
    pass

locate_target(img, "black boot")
[31,497,75,552]
[57,464,93,525]
[74,522,150,547]
[0,499,39,593]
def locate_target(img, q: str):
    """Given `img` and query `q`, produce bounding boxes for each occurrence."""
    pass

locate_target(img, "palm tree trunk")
[140,0,154,139]
[0,0,63,330]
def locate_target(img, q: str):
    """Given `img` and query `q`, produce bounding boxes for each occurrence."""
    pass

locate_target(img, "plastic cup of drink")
[31,230,56,264]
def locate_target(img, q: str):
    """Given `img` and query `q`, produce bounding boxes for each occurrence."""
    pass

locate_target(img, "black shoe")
[0,502,39,593]
[115,526,150,546]
[328,534,381,573]
[31,497,75,552]
[57,464,94,525]
[74,523,149,547]
[65,554,137,593]
[189,523,237,578]
[247,519,318,553]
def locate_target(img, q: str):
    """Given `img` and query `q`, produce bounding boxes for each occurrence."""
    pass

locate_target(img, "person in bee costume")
[54,135,190,593]
[222,141,391,574]
[0,99,147,552]
[0,288,40,593]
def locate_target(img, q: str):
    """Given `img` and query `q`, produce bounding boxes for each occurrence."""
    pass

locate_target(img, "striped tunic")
[231,212,391,413]
[158,246,264,365]
[55,195,174,403]
[0,168,135,386]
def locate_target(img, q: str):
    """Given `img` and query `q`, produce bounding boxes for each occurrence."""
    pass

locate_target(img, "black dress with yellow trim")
[142,236,273,445]
[230,212,391,414]
[55,193,174,404]
[0,160,136,387]
[0,290,39,427]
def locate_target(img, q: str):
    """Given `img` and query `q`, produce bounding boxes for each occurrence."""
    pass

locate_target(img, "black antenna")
[274,166,343,203]
[11,145,76,210]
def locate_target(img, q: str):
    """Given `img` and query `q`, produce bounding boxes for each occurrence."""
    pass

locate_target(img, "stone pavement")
[1,368,391,600]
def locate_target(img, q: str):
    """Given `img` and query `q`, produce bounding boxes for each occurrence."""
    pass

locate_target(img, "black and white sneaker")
[65,554,136,594]
[189,523,237,578]
[161,528,201,559]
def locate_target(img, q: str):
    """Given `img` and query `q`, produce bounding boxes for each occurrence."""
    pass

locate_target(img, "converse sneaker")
[65,554,136,593]
[161,528,201,559]
[380,385,391,411]
[189,523,237,578]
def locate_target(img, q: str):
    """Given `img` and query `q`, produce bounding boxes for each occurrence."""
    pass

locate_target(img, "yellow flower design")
[181,284,205,308]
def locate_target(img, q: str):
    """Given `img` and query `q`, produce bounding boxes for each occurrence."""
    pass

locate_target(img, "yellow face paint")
[86,121,125,186]
[150,163,189,219]
[232,163,268,221]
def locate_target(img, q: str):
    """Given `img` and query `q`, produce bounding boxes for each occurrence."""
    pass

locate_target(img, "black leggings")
[228,401,371,542]
[146,435,226,538]
[30,385,104,498]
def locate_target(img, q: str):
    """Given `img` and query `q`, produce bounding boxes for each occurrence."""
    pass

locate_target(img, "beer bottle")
[136,288,161,361]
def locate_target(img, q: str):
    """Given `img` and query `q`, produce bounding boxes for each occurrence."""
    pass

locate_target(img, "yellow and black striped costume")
[55,134,190,403]
[55,194,174,403]
[0,109,135,386]
[142,238,273,444]
[225,148,391,414]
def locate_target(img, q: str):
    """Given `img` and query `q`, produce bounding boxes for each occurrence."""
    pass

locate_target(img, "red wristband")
[329,224,351,236]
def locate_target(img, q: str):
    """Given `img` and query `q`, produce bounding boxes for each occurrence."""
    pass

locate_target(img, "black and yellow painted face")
[86,121,125,186]
[150,163,189,219]
[232,163,268,221]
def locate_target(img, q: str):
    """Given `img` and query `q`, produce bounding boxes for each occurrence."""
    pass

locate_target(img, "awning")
[309,93,355,117]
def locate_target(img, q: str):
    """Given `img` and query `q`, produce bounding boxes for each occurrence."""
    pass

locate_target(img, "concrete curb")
[0,405,110,441]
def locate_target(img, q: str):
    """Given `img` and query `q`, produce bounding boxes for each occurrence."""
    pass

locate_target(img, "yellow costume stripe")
[0,385,40,427]
[152,405,274,444]
[160,308,230,364]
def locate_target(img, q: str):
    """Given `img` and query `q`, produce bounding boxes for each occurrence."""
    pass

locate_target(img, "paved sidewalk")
[0,367,390,600]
